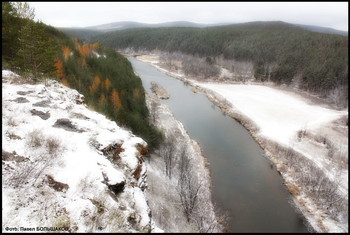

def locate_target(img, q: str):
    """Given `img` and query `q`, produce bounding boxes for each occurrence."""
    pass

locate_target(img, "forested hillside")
[2,2,162,148]
[91,21,348,107]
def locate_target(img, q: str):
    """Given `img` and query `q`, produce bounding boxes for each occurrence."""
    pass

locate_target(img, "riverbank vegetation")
[2,2,163,149]
[91,21,348,108]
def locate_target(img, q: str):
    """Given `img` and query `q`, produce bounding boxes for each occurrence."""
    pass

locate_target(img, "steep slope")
[2,70,159,232]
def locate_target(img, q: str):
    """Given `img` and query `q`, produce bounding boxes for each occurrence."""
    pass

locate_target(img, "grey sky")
[28,2,348,31]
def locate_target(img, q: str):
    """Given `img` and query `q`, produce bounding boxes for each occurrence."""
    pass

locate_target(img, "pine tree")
[17,20,56,78]
[2,2,21,67]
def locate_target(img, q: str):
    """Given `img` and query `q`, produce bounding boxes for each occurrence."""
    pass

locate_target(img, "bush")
[46,136,62,155]
[27,129,44,148]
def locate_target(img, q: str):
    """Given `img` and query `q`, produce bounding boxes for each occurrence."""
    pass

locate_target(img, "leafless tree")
[177,149,202,222]
[159,137,176,179]
[149,99,159,124]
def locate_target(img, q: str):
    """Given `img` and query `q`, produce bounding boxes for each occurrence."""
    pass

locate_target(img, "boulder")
[31,109,50,120]
[52,118,84,132]
[46,175,69,192]
[12,97,29,103]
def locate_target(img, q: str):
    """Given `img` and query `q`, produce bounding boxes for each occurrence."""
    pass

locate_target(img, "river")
[128,56,309,233]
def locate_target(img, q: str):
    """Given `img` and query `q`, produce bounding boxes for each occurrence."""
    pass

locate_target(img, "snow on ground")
[193,83,346,146]
[2,70,159,232]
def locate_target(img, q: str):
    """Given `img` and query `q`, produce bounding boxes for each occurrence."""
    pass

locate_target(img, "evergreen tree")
[2,2,21,67]
[17,20,57,78]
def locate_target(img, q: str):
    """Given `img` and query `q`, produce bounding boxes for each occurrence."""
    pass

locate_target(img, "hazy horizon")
[29,2,348,31]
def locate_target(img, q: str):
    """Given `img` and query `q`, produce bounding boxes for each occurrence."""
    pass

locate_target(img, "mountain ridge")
[60,20,348,36]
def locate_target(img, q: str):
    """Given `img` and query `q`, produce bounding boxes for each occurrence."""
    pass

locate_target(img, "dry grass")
[7,117,18,127]
[285,182,300,196]
[46,136,62,155]
[27,129,44,148]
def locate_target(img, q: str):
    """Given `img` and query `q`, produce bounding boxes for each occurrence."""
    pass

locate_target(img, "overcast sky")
[28,2,348,31]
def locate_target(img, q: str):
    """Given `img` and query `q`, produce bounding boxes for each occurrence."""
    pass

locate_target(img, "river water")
[128,56,309,233]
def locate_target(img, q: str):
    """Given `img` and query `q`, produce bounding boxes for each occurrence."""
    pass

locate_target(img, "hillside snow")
[2,70,159,232]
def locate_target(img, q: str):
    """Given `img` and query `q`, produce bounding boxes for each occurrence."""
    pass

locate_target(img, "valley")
[133,52,348,232]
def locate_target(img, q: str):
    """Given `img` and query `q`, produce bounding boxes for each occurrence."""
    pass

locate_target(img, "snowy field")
[193,82,347,146]
[2,70,158,232]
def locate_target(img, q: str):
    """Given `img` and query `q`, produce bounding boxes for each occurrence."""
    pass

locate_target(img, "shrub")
[27,129,44,148]
[7,116,18,126]
[46,136,62,155]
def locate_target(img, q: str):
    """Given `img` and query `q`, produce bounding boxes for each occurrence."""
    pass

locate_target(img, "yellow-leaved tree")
[89,75,101,95]
[62,46,71,60]
[54,58,65,79]
[111,88,122,109]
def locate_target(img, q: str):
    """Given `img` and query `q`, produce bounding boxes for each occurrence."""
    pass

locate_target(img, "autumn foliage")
[54,58,64,79]
[89,75,101,95]
[62,46,71,60]
[104,78,112,90]
[111,89,122,109]
[79,43,91,57]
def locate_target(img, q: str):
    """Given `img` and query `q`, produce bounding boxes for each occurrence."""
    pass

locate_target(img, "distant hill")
[59,21,209,40]
[57,27,101,42]
[85,20,208,31]
[295,24,348,36]
[90,21,348,107]
[59,21,348,42]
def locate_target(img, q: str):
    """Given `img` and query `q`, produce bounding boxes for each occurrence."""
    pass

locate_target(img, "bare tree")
[149,99,159,124]
[159,137,176,179]
[177,149,202,222]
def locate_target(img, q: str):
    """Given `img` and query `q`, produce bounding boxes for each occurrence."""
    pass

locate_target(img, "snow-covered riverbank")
[144,93,222,232]
[134,53,348,233]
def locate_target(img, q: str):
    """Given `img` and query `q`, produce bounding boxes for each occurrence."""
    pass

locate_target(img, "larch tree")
[89,75,101,95]
[111,89,122,109]
[62,46,72,60]
[104,78,112,91]
[54,58,65,80]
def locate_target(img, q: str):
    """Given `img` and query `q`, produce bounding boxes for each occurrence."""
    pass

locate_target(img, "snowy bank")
[2,70,159,232]
[144,93,222,232]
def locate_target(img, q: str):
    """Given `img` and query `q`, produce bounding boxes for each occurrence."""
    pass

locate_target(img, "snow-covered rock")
[2,70,158,232]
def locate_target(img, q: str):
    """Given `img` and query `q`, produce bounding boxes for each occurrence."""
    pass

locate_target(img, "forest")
[2,2,163,149]
[90,21,348,107]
